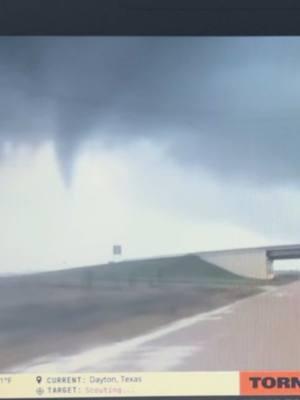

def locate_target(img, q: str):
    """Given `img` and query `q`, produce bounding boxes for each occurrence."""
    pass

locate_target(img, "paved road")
[14,280,300,372]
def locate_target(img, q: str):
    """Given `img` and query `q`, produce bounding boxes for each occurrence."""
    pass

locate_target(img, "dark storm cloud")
[1,36,300,185]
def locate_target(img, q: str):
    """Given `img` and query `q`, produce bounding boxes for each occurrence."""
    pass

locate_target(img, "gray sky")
[1,37,300,273]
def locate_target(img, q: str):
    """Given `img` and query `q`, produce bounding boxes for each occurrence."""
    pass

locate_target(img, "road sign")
[113,244,122,256]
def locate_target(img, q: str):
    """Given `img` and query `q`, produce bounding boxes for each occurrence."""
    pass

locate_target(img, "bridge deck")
[198,244,300,261]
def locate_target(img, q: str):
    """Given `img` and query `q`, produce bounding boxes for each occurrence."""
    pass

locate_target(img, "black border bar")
[1,0,300,35]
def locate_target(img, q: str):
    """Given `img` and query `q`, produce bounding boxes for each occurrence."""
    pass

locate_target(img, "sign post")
[112,244,122,263]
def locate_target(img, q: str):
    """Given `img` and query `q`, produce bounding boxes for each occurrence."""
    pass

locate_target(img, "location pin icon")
[36,376,42,384]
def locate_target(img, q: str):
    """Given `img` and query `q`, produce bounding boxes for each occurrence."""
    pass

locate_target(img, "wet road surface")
[12,280,300,372]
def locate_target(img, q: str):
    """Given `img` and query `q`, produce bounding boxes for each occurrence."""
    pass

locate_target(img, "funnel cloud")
[1,37,300,186]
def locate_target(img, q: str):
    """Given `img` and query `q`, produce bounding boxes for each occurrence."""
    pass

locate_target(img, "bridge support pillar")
[197,248,274,280]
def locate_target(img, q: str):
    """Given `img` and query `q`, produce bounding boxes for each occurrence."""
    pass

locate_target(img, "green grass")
[30,254,259,287]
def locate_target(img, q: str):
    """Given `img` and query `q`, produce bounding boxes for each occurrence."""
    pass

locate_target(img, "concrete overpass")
[197,244,300,280]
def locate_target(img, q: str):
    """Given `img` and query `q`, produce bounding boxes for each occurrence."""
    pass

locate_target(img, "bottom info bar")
[1,372,300,397]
